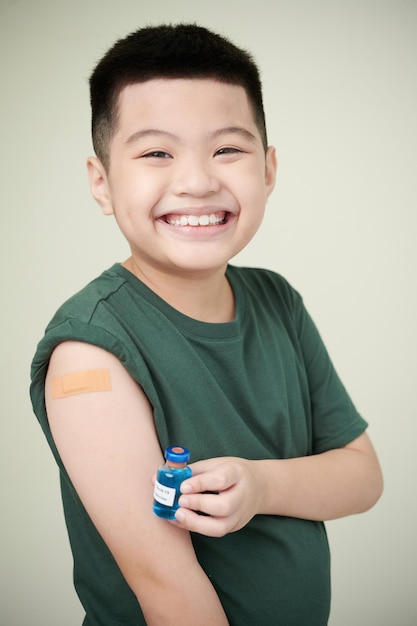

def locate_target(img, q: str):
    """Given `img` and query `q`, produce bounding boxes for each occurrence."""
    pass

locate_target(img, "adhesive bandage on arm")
[51,369,112,399]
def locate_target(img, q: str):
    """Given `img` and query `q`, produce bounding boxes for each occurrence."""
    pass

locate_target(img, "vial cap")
[165,446,190,464]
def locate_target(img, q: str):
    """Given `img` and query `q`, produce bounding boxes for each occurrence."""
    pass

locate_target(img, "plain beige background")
[1,0,416,624]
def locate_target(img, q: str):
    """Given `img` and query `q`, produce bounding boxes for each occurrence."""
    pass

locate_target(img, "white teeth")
[166,213,225,227]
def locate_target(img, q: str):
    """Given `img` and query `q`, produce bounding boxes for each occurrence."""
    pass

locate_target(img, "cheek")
[239,170,269,212]
[110,172,155,210]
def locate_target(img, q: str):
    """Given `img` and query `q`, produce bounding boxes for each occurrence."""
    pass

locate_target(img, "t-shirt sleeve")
[295,296,368,454]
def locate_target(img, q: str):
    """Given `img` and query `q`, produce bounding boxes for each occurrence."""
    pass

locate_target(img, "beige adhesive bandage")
[51,369,112,399]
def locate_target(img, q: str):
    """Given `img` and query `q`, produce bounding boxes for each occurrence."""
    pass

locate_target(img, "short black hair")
[89,23,268,169]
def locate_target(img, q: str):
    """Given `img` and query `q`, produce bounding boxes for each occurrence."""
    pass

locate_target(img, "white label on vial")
[153,480,176,507]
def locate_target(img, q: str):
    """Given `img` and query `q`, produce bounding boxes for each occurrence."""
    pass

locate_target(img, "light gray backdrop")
[1,0,416,624]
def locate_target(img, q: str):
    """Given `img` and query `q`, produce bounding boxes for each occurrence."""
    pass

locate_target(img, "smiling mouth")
[163,212,228,227]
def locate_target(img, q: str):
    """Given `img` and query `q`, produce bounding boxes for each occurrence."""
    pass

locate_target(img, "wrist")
[251,459,274,515]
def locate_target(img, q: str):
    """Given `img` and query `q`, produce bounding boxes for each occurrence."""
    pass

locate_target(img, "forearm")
[176,432,383,536]
[256,435,383,521]
[135,564,229,626]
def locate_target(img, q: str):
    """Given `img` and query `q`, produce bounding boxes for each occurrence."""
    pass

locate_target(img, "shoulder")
[31,265,131,385]
[48,264,127,328]
[43,263,132,354]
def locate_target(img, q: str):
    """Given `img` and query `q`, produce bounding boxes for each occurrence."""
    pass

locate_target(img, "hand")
[173,457,264,537]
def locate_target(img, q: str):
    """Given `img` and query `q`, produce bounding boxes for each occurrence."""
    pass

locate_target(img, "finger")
[179,491,231,518]
[175,506,229,538]
[167,518,189,532]
[181,464,236,495]
[187,458,220,475]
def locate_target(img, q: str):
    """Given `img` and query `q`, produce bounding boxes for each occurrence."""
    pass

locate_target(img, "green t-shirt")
[30,264,367,625]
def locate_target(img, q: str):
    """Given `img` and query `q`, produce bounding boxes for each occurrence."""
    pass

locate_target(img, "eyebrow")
[125,126,258,146]
[125,129,177,145]
[211,126,258,142]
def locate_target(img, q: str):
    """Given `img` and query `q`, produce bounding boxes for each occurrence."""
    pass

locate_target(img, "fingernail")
[179,496,190,508]
[175,509,185,522]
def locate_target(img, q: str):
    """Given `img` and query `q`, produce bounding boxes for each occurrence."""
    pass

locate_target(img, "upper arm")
[342,430,377,456]
[342,430,382,469]
[45,340,200,606]
[342,431,384,500]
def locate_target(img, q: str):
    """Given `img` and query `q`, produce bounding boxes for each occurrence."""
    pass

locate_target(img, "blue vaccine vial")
[153,446,192,520]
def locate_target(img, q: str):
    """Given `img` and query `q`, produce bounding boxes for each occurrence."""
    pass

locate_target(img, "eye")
[142,150,172,159]
[215,147,243,156]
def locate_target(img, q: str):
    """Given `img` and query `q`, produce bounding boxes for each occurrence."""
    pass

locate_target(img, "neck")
[122,257,235,323]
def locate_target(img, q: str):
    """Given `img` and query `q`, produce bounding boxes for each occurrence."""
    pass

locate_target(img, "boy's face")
[88,78,276,280]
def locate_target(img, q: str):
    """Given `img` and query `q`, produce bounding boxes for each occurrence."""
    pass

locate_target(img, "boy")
[30,23,383,625]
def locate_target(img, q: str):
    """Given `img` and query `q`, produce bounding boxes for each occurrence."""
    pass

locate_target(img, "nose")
[171,156,220,197]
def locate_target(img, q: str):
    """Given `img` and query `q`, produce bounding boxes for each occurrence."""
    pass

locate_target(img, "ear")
[87,156,114,216]
[264,146,278,201]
